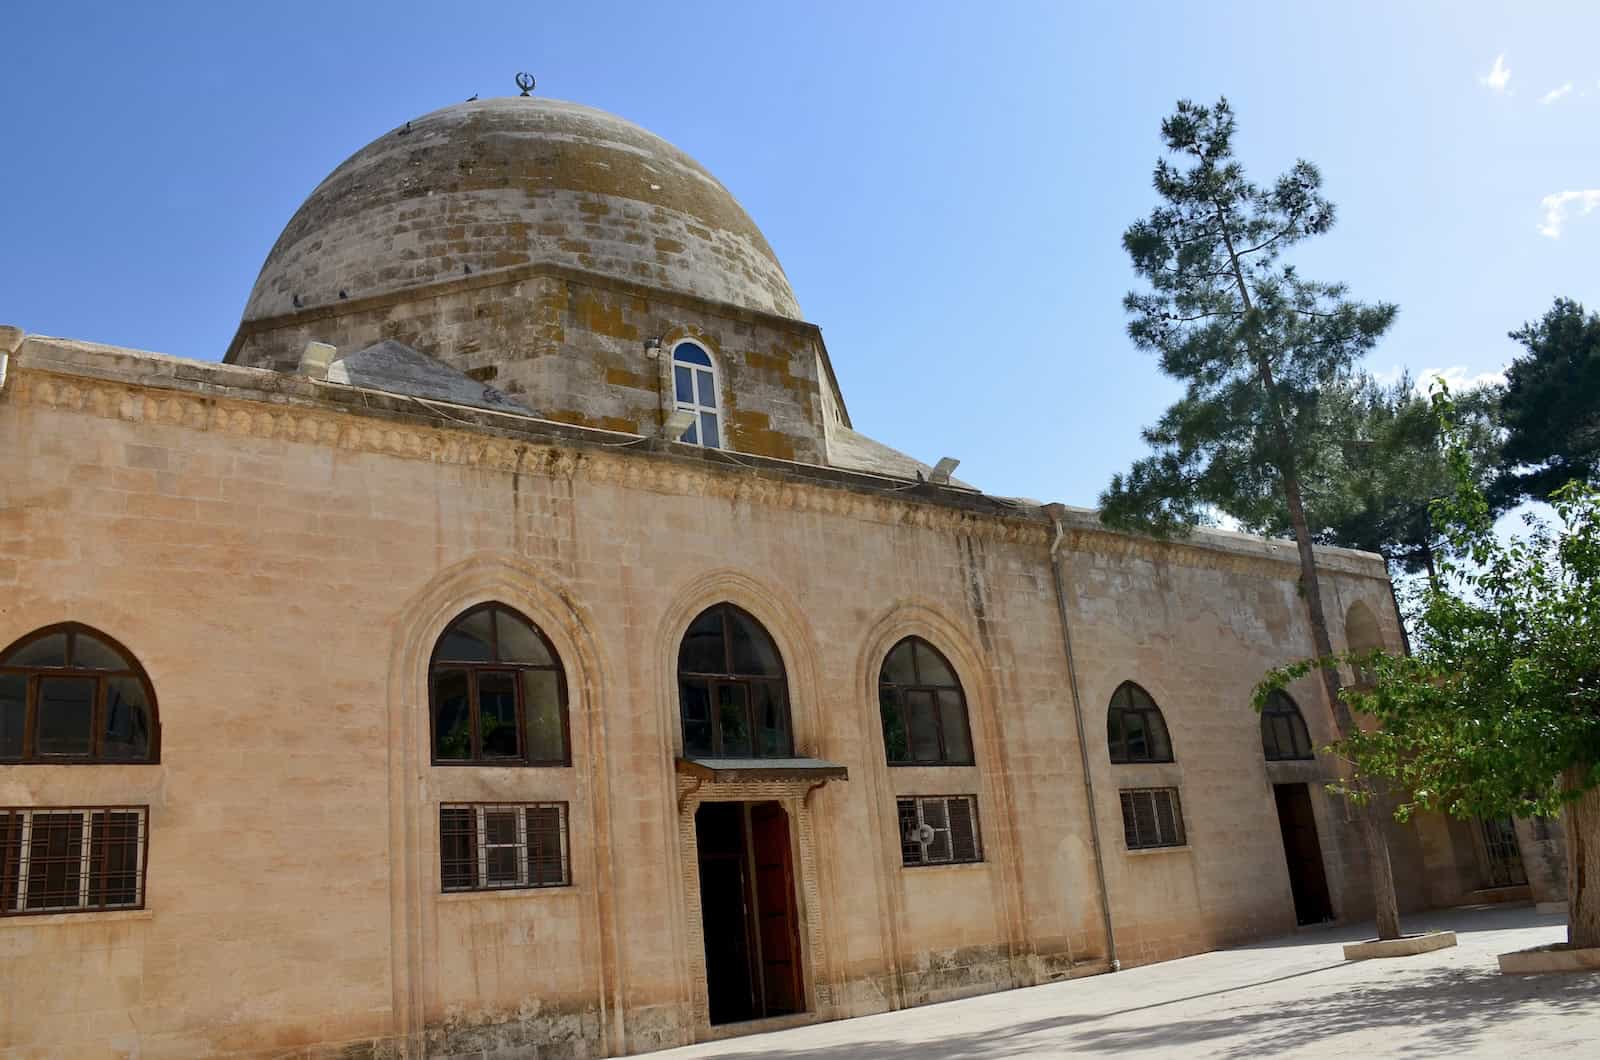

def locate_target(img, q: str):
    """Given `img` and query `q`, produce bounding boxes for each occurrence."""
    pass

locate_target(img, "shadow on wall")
[693,962,1594,1059]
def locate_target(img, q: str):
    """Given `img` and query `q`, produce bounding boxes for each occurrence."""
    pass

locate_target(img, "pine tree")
[1496,297,1600,505]
[1103,98,1404,937]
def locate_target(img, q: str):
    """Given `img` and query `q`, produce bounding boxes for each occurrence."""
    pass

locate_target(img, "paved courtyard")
[657,905,1596,1058]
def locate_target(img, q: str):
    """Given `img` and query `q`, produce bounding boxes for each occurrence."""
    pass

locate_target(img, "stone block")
[1498,943,1600,974]
[1343,931,1458,960]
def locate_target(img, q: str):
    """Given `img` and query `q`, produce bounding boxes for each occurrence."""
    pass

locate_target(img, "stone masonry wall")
[0,337,1423,1057]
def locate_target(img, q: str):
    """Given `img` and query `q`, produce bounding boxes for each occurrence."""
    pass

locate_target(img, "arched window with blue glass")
[671,340,722,449]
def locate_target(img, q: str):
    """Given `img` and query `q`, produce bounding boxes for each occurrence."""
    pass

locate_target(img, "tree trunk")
[1563,765,1600,949]
[1282,470,1404,940]
[1420,538,1438,589]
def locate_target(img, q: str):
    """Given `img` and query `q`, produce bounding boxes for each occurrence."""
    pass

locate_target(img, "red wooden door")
[749,802,803,1016]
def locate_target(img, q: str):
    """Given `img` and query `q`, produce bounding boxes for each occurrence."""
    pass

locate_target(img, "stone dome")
[241,97,801,323]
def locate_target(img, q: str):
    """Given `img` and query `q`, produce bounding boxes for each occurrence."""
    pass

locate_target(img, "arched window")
[1261,691,1314,761]
[0,623,158,763]
[429,603,569,765]
[671,341,722,449]
[878,637,973,765]
[678,604,791,757]
[1106,681,1173,764]
[1345,601,1383,688]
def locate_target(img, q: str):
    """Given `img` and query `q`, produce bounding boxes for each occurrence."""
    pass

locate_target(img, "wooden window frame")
[1260,691,1315,762]
[896,794,983,867]
[0,805,149,917]
[1119,788,1187,850]
[438,801,570,893]
[0,623,160,765]
[1106,681,1174,765]
[428,603,571,767]
[677,604,794,759]
[879,637,976,767]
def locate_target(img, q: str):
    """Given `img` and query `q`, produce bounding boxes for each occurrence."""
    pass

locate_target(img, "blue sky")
[3,1,1596,508]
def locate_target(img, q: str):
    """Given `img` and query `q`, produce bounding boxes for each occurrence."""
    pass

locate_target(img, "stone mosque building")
[0,92,1566,1057]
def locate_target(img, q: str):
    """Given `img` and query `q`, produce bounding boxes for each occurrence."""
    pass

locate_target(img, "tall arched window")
[1345,601,1383,688]
[430,603,569,765]
[879,637,973,765]
[671,340,722,449]
[1261,690,1314,761]
[0,623,158,763]
[678,604,791,757]
[1106,681,1173,764]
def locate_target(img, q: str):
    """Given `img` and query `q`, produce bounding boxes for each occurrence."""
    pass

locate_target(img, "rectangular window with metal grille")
[0,806,148,916]
[1119,788,1186,850]
[439,802,569,892]
[897,795,983,866]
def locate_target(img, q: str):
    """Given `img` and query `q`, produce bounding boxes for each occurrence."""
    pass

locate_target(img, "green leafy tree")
[1308,375,1504,583]
[1497,297,1600,504]
[1102,98,1404,937]
[1261,386,1600,948]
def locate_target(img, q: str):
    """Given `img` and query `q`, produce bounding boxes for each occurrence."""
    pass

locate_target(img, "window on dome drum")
[429,604,570,766]
[0,624,158,764]
[0,806,148,916]
[879,637,974,765]
[1106,681,1173,764]
[1261,690,1315,761]
[671,341,722,450]
[678,604,792,758]
[439,802,569,892]
[1119,788,1186,850]
[898,795,983,866]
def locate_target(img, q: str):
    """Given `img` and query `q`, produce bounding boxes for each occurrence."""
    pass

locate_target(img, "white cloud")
[1480,54,1512,93]
[1538,189,1600,238]
[1539,82,1574,104]
[1369,365,1506,394]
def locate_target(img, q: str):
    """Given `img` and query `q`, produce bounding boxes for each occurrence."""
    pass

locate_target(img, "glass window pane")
[679,609,726,675]
[1122,711,1148,761]
[681,679,713,755]
[477,672,521,758]
[6,633,67,668]
[716,683,752,757]
[674,364,695,403]
[1147,714,1171,761]
[700,412,720,449]
[1107,710,1125,761]
[521,670,566,763]
[880,688,909,762]
[898,799,923,865]
[73,633,127,670]
[674,342,712,367]
[881,641,917,686]
[938,690,972,763]
[433,669,472,760]
[100,677,152,761]
[682,418,699,445]
[0,673,24,759]
[440,807,476,890]
[755,681,790,757]
[526,806,565,886]
[437,609,494,662]
[27,812,84,910]
[727,610,781,676]
[36,677,95,756]
[495,612,553,666]
[907,691,940,762]
[696,369,716,408]
[89,811,142,907]
[913,641,956,687]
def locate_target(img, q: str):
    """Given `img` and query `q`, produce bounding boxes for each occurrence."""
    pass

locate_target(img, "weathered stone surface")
[1498,942,1600,974]
[1343,931,1458,959]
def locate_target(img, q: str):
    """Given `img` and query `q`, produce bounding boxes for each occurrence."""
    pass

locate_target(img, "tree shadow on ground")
[695,964,1597,1059]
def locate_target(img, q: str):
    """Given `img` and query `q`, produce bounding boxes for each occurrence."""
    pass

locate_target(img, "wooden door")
[1274,784,1334,925]
[749,802,804,1016]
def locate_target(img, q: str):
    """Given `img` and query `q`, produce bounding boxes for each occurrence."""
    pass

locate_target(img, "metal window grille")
[439,802,569,892]
[1119,788,1186,850]
[0,806,148,916]
[897,795,983,866]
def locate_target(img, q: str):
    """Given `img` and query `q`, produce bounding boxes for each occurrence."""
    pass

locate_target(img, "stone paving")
[657,905,1597,1058]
